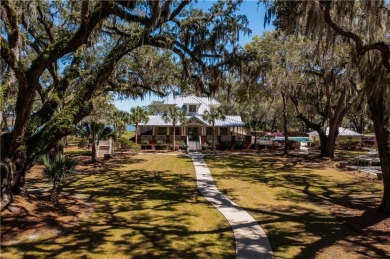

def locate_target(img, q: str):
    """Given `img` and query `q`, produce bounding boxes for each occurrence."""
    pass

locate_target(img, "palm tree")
[129,106,149,144]
[203,106,226,151]
[112,110,130,138]
[41,153,76,204]
[78,121,114,162]
[162,106,187,150]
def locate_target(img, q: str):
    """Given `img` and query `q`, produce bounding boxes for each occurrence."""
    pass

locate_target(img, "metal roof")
[165,94,220,115]
[139,95,245,127]
[139,115,245,127]
[308,127,363,136]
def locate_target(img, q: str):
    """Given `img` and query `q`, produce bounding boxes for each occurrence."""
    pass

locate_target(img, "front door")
[188,127,199,141]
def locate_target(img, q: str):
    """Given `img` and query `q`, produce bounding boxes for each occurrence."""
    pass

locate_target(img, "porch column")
[152,127,155,135]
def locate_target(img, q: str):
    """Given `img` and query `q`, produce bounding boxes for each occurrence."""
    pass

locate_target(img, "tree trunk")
[51,183,58,205]
[319,133,329,157]
[254,131,258,149]
[212,122,216,152]
[282,93,289,155]
[1,111,9,132]
[135,123,138,144]
[322,123,339,158]
[173,122,176,151]
[92,142,97,162]
[1,158,14,211]
[368,94,390,214]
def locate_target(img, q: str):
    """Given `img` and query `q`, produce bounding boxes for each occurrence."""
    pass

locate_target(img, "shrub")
[140,140,152,150]
[78,139,89,149]
[348,159,371,166]
[207,140,219,150]
[208,140,219,146]
[235,141,246,149]
[156,140,167,150]
[219,141,231,149]
[286,140,301,150]
[362,137,376,147]
[141,139,149,145]
[337,140,361,150]
[130,142,141,152]
[176,140,187,150]
[115,137,140,153]
[41,153,77,204]
[157,140,166,145]
[115,137,132,150]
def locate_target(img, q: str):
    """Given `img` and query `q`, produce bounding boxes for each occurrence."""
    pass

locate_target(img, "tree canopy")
[0,0,249,209]
[263,0,390,213]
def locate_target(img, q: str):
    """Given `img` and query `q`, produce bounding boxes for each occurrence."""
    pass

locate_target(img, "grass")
[2,153,234,258]
[3,150,387,258]
[204,154,387,259]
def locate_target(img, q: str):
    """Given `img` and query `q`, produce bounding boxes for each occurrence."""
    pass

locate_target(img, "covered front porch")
[137,124,248,146]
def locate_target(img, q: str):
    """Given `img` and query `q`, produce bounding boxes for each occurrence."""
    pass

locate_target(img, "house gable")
[166,94,220,115]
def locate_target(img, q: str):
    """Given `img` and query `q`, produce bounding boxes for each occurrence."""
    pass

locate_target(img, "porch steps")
[187,141,200,152]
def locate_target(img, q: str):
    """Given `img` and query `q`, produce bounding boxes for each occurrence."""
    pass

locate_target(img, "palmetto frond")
[41,153,77,185]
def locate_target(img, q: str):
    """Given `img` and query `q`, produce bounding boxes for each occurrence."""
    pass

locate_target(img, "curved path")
[190,153,273,259]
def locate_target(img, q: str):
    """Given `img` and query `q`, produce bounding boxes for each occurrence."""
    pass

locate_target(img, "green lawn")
[2,154,234,258]
[205,154,387,259]
[3,152,387,258]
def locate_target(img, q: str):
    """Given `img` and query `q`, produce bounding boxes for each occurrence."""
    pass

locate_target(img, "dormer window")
[189,105,197,113]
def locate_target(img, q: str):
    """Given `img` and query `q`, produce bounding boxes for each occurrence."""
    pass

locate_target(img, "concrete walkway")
[190,153,273,259]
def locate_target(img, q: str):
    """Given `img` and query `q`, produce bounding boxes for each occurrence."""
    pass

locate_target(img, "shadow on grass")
[242,206,389,259]
[2,155,234,258]
[204,154,388,258]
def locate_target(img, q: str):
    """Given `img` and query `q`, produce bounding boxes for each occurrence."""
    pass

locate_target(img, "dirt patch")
[330,196,390,246]
[332,167,385,233]
[1,185,91,245]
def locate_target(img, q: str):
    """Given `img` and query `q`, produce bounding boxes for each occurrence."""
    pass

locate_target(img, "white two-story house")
[137,95,247,147]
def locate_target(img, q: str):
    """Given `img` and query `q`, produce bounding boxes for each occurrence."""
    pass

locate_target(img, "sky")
[114,0,274,112]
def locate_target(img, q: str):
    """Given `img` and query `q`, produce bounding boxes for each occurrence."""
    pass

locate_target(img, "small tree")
[41,153,76,204]
[129,107,149,144]
[78,122,114,162]
[111,110,131,138]
[162,106,187,151]
[203,106,226,151]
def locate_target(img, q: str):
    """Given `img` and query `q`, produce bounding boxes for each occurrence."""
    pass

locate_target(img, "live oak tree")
[0,0,248,209]
[241,100,274,148]
[289,41,362,158]
[245,31,362,157]
[243,32,301,155]
[147,101,169,115]
[264,0,390,213]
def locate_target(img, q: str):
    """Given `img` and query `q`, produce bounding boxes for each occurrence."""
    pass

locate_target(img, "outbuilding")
[308,127,363,144]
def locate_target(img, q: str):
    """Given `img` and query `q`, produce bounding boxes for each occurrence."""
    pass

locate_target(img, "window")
[206,127,213,135]
[170,127,180,135]
[189,105,197,113]
[140,126,152,135]
[157,127,167,135]
[220,127,228,135]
